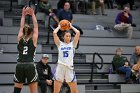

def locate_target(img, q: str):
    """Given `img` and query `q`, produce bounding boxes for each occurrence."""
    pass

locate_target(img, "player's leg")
[127,25,133,39]
[13,83,23,93]
[13,64,24,93]
[53,80,62,93]
[29,82,38,93]
[68,81,78,93]
[53,64,65,93]
[65,66,78,93]
[26,64,38,93]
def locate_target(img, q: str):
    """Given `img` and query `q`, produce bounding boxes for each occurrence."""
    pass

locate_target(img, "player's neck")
[23,36,31,41]
[64,41,70,44]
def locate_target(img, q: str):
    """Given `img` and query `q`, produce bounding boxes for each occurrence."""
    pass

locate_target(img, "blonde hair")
[23,24,33,38]
[116,48,122,52]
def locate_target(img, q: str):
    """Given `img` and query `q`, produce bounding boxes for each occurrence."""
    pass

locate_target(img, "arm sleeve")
[112,56,116,70]
[48,65,53,80]
[115,13,121,24]
[127,14,132,24]
[36,64,46,80]
[130,54,136,66]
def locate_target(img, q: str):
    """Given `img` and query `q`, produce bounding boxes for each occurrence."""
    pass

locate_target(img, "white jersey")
[58,41,75,67]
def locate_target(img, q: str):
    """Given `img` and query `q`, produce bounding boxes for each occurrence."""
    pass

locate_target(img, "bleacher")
[0,0,140,93]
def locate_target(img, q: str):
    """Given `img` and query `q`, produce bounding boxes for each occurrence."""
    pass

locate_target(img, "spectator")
[112,48,132,83]
[57,0,67,10]
[56,2,83,49]
[0,18,2,26]
[130,46,140,65]
[13,7,39,93]
[9,0,13,11]
[105,0,114,9]
[115,0,135,10]
[130,46,140,81]
[57,0,75,13]
[90,0,106,15]
[17,0,38,24]
[56,2,83,34]
[17,0,38,8]
[38,0,52,15]
[77,1,86,13]
[132,59,140,81]
[114,7,133,39]
[37,0,59,23]
[36,54,53,93]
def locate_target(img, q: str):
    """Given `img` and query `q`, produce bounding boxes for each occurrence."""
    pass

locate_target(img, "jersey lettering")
[23,46,28,55]
[61,47,71,50]
[63,51,69,57]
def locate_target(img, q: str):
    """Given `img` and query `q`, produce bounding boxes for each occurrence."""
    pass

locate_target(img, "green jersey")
[17,38,36,62]
[112,55,128,69]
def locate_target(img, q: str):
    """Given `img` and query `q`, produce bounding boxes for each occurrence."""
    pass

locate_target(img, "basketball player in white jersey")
[53,23,80,93]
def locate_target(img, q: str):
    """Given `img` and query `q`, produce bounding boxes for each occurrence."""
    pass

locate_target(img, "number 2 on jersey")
[63,51,68,57]
[23,46,28,55]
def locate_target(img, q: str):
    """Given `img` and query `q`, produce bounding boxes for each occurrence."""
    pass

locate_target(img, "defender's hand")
[22,7,27,16]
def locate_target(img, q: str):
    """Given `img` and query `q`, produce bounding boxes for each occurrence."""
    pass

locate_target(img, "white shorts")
[54,63,76,82]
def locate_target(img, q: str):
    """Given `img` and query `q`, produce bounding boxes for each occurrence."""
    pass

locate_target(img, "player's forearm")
[71,19,74,23]
[53,26,60,34]
[71,25,80,35]
[20,15,25,28]
[32,14,38,28]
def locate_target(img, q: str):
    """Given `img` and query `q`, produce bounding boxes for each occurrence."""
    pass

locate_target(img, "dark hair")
[23,24,33,37]
[61,31,72,41]
[62,31,72,36]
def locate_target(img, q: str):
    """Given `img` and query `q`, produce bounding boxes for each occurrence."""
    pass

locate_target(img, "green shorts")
[14,62,38,84]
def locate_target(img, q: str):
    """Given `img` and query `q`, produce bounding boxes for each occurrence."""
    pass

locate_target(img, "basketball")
[59,19,71,31]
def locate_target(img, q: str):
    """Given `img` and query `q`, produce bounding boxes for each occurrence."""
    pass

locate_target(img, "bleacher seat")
[0,54,52,63]
[2,18,13,26]
[18,0,26,6]
[42,44,134,54]
[38,85,85,93]
[0,63,53,74]
[121,84,140,93]
[96,64,111,73]
[108,74,125,83]
[36,12,50,28]
[0,85,29,93]
[0,84,85,93]
[86,54,131,63]
[38,86,52,93]
[80,37,140,46]
[0,44,42,53]
[77,46,134,54]
[36,12,46,21]
[0,10,4,18]
[82,30,140,38]
[0,35,8,43]
[0,74,13,84]
[0,64,16,73]
[0,26,18,35]
[0,10,4,26]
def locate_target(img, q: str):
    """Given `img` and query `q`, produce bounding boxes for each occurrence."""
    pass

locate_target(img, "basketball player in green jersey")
[13,7,38,93]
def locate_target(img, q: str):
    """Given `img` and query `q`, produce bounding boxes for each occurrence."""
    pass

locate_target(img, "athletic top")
[58,41,75,67]
[17,38,36,62]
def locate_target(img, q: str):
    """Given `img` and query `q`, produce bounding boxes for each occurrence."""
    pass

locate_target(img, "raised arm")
[71,24,80,47]
[29,7,38,47]
[53,25,61,47]
[17,7,27,43]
